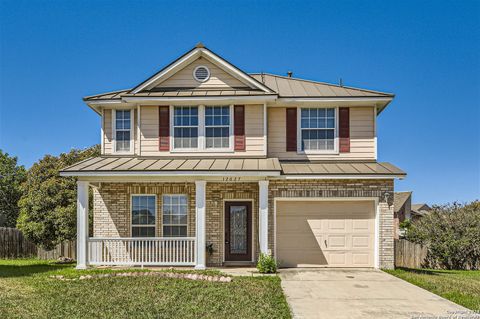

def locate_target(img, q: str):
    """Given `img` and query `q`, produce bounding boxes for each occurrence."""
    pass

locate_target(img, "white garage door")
[276,200,375,268]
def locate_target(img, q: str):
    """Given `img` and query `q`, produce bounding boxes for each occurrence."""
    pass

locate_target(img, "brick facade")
[92,179,395,269]
[93,183,196,238]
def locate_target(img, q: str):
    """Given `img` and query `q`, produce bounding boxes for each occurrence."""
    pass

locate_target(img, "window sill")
[297,150,339,155]
[113,151,134,155]
[170,149,235,153]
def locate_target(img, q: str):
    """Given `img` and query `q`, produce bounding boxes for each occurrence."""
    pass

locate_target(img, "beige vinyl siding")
[103,109,113,154]
[140,106,160,155]
[138,104,265,157]
[245,104,265,154]
[102,108,137,155]
[267,106,376,160]
[154,59,247,89]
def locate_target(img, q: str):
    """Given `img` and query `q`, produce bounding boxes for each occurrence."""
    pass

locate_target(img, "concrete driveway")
[279,268,469,319]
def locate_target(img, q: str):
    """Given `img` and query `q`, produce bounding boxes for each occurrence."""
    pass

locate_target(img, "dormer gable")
[131,43,273,94]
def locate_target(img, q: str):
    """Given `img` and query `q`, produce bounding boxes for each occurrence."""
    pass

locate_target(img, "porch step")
[223,261,255,267]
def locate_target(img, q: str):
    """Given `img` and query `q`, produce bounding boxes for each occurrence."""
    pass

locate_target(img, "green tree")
[406,201,480,270]
[0,151,27,227]
[17,145,99,249]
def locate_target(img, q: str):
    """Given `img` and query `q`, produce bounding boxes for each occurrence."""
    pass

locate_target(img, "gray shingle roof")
[411,203,431,216]
[394,192,412,213]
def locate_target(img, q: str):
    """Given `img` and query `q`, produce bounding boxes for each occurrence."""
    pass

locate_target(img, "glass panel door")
[229,206,247,254]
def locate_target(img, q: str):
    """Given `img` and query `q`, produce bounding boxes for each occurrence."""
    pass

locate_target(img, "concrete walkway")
[279,268,471,319]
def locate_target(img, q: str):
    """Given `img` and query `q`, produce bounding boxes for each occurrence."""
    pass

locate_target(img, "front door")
[224,201,252,262]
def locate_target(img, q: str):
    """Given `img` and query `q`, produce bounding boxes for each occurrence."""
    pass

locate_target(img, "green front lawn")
[384,268,480,310]
[0,259,291,319]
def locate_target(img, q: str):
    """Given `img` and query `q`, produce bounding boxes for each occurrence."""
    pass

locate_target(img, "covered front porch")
[75,178,271,270]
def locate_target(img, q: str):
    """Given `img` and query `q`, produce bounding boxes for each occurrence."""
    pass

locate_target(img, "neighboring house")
[60,43,406,270]
[411,203,432,221]
[393,191,412,239]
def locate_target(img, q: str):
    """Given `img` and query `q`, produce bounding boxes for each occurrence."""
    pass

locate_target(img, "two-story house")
[61,43,405,270]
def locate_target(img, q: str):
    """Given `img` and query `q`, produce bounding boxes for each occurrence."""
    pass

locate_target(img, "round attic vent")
[193,66,210,82]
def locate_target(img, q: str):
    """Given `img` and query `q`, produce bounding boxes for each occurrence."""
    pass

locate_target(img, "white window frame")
[130,194,157,238]
[162,194,189,237]
[297,106,339,154]
[112,109,134,154]
[170,105,200,150]
[170,105,234,153]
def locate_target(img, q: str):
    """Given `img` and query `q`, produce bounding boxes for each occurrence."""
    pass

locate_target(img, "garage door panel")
[277,236,323,250]
[352,219,371,232]
[328,219,347,231]
[327,235,347,249]
[278,217,323,232]
[277,248,328,267]
[326,252,347,266]
[352,252,371,266]
[352,235,371,249]
[276,200,375,268]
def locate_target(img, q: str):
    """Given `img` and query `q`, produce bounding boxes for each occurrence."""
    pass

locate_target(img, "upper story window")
[173,106,198,149]
[300,108,336,151]
[114,110,132,152]
[205,106,230,149]
[131,195,156,237]
[172,105,233,151]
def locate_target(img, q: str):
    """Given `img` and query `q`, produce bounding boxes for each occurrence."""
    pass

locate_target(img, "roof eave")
[281,173,406,179]
[59,171,281,177]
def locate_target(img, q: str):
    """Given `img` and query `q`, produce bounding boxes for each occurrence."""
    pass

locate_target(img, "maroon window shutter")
[234,105,245,151]
[339,107,350,153]
[158,106,170,151]
[286,108,297,152]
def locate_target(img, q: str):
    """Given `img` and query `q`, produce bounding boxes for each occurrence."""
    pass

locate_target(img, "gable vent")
[193,66,210,82]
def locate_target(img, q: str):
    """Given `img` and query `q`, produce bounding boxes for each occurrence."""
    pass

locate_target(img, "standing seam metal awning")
[60,157,282,173]
[60,157,405,178]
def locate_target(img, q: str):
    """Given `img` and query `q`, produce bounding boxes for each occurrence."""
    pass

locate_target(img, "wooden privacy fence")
[0,227,76,260]
[395,239,428,268]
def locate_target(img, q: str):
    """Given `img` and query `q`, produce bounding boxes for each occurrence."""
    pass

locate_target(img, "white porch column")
[76,181,89,269]
[195,180,207,269]
[258,180,269,255]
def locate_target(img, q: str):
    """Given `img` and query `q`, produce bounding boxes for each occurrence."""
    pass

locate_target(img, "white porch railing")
[88,237,196,266]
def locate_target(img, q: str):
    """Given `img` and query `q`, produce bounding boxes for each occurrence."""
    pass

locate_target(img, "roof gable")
[394,191,412,213]
[131,44,273,94]
[153,58,248,90]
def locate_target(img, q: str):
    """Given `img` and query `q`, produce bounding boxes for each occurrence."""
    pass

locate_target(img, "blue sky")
[0,0,479,204]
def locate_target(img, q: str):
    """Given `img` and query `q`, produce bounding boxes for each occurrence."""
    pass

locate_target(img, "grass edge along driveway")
[384,267,480,311]
[0,259,291,319]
